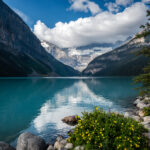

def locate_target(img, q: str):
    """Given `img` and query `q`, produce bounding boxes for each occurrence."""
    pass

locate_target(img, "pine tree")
[134,3,150,96]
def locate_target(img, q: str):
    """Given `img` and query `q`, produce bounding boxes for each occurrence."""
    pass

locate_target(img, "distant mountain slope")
[82,35,150,76]
[0,0,79,77]
[41,37,131,71]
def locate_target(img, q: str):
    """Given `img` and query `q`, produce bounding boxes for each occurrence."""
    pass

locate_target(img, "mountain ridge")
[0,0,79,77]
[82,35,150,76]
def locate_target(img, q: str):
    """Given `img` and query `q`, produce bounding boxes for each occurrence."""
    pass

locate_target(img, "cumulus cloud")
[34,2,147,48]
[116,0,134,6]
[105,0,134,13]
[68,0,101,15]
[105,2,119,13]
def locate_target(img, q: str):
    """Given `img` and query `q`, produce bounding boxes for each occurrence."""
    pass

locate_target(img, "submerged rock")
[62,116,78,126]
[0,142,15,150]
[16,132,46,150]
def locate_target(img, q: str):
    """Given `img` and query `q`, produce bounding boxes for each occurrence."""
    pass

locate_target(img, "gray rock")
[138,110,145,117]
[124,112,134,118]
[47,145,54,150]
[136,102,147,109]
[64,143,73,149]
[54,141,64,150]
[56,136,64,142]
[16,132,46,150]
[133,99,141,105]
[131,115,140,122]
[0,142,15,150]
[74,146,84,150]
[144,116,150,122]
[60,139,67,145]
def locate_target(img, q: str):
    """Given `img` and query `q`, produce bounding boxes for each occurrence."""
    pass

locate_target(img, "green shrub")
[68,107,149,150]
[143,107,150,116]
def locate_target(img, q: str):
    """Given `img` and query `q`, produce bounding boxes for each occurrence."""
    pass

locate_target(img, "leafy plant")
[143,107,150,116]
[68,107,149,150]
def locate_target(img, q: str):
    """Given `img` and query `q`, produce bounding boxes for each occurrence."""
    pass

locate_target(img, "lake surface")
[0,77,138,146]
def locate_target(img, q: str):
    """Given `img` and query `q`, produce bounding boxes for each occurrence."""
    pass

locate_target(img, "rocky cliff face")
[0,0,79,77]
[82,35,150,76]
[41,38,130,71]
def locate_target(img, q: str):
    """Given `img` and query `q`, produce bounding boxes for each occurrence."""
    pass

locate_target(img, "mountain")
[0,0,79,77]
[41,38,131,71]
[82,34,150,76]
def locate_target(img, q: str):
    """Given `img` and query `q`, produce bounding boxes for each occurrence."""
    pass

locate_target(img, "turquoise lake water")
[0,77,138,145]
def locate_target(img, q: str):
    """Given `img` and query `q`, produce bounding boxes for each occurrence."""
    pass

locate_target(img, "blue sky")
[3,0,142,28]
[3,0,149,48]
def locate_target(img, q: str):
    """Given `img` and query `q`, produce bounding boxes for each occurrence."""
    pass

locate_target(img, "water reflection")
[0,77,138,145]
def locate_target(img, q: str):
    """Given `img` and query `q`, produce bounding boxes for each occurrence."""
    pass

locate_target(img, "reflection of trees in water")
[83,77,138,106]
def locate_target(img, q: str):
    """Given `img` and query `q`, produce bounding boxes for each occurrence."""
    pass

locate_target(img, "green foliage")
[68,108,149,150]
[134,5,150,96]
[143,107,150,116]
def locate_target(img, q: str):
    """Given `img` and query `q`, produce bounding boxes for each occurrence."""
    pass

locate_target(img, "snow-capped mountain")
[41,39,130,71]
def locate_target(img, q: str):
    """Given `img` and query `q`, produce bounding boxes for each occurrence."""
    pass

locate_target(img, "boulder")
[64,143,73,149]
[56,136,64,142]
[136,102,147,109]
[47,145,54,150]
[0,142,15,150]
[124,112,134,118]
[144,116,150,122]
[131,115,140,122]
[54,141,64,150]
[74,146,84,150]
[138,110,145,117]
[133,99,141,105]
[16,132,46,150]
[62,116,78,126]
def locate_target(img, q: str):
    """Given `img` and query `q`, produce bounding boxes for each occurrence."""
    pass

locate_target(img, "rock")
[56,136,64,142]
[134,99,141,105]
[47,145,54,150]
[64,143,73,149]
[60,139,67,145]
[144,116,150,122]
[136,102,147,109]
[124,112,134,118]
[62,116,78,126]
[16,132,46,150]
[138,110,145,117]
[131,115,140,122]
[74,146,84,150]
[0,142,15,150]
[54,141,64,150]
[141,121,150,126]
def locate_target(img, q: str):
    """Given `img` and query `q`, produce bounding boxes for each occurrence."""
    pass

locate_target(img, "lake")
[0,77,138,146]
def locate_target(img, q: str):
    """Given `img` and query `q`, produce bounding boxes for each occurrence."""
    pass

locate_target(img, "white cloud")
[68,0,101,15]
[105,2,119,13]
[34,2,147,48]
[116,0,134,6]
[13,8,30,24]
[105,0,134,13]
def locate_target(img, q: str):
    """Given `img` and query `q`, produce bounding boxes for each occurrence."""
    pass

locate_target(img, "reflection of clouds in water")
[33,80,116,133]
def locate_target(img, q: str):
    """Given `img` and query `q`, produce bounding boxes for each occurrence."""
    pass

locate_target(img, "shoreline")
[0,96,150,150]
